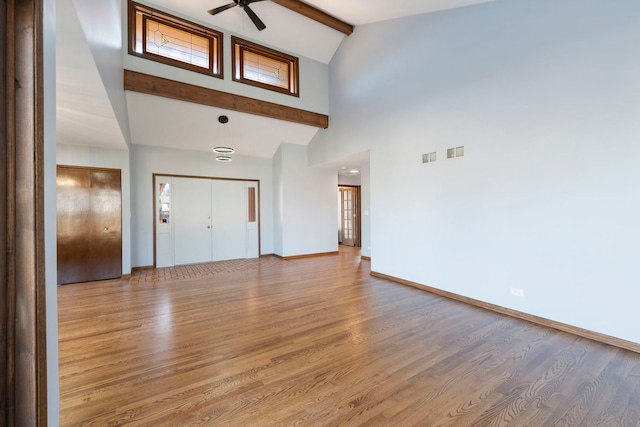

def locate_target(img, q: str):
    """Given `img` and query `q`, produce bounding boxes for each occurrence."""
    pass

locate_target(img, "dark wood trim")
[153,173,261,183]
[152,174,157,269]
[128,1,224,79]
[34,0,47,420]
[56,164,121,172]
[338,184,361,248]
[124,70,329,129]
[1,1,12,424]
[371,270,640,355]
[257,181,261,256]
[271,0,353,35]
[3,0,48,425]
[131,266,154,273]
[276,251,339,260]
[360,255,371,261]
[231,36,299,97]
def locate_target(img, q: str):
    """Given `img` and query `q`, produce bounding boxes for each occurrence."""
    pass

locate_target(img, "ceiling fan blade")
[243,5,266,31]
[245,0,268,3]
[208,3,237,16]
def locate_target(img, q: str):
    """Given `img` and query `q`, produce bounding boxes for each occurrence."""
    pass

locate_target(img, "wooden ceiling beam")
[124,70,329,129]
[270,0,353,36]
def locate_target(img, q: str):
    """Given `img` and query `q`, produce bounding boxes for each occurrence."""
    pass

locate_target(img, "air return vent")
[447,146,465,159]
[422,152,437,163]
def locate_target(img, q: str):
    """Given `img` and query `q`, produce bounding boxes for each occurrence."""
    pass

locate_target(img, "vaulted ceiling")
[56,0,495,162]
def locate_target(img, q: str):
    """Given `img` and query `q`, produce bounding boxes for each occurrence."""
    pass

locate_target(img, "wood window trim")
[232,36,299,97]
[128,0,223,79]
[248,186,257,223]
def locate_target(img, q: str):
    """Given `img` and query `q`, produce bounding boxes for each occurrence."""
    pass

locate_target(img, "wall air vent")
[422,152,437,163]
[447,146,465,159]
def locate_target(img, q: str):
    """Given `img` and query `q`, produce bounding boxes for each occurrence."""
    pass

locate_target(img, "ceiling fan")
[208,0,268,31]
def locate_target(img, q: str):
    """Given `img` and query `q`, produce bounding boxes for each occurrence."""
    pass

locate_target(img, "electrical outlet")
[510,288,524,297]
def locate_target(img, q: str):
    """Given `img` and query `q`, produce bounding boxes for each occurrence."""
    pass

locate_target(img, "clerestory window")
[129,1,222,78]
[232,36,299,97]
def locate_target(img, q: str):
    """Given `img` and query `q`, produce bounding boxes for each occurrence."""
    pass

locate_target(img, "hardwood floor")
[58,248,640,426]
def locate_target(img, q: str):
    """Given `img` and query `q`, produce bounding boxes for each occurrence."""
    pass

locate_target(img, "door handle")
[207,226,212,229]
[104,227,109,231]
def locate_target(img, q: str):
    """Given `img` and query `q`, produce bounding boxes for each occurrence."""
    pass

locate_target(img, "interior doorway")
[154,175,260,268]
[56,165,123,284]
[338,185,361,247]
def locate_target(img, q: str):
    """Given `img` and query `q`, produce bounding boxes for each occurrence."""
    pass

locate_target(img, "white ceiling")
[56,0,494,165]
[303,0,496,26]
[148,0,496,64]
[126,92,320,158]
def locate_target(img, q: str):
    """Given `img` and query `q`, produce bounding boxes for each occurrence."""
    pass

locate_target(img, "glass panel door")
[340,187,355,246]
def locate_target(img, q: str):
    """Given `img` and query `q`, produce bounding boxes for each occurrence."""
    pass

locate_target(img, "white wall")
[72,0,131,144]
[131,144,273,267]
[338,174,360,186]
[309,0,640,344]
[44,0,59,422]
[273,143,337,257]
[57,144,133,274]
[272,145,284,255]
[360,163,371,258]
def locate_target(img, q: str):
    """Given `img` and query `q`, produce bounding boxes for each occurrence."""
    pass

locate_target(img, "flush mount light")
[213,147,234,154]
[350,169,360,174]
[216,155,233,162]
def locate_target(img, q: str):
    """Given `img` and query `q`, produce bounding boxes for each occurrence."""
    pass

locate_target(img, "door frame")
[338,185,361,248]
[2,0,48,424]
[152,173,261,268]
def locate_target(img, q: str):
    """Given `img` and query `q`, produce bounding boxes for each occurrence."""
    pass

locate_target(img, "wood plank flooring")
[58,248,640,426]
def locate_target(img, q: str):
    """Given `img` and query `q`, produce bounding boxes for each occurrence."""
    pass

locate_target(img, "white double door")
[155,176,259,267]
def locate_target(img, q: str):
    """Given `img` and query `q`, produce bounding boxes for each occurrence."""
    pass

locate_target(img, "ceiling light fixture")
[350,169,360,174]
[215,115,233,162]
[212,147,234,154]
